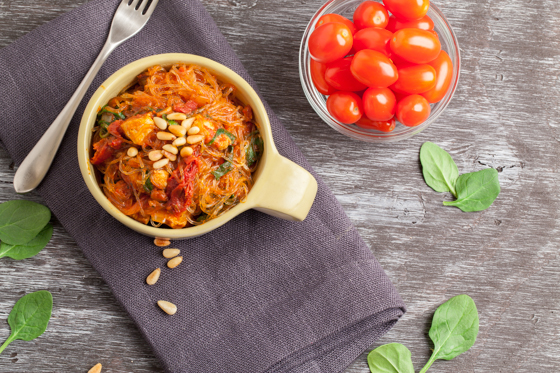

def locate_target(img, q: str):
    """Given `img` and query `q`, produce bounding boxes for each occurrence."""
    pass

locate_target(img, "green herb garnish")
[144,178,154,193]
[420,142,500,212]
[196,213,208,222]
[0,200,51,245]
[212,161,233,179]
[246,135,263,166]
[0,291,53,355]
[208,128,236,145]
[98,120,110,138]
[98,105,125,120]
[0,224,53,260]
[168,120,178,126]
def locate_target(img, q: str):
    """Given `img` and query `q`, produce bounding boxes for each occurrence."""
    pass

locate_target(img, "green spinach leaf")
[443,168,500,212]
[144,177,154,193]
[212,162,233,180]
[0,223,53,260]
[246,135,263,166]
[420,142,459,197]
[0,200,51,245]
[208,128,236,145]
[418,294,479,373]
[367,343,414,373]
[0,290,53,355]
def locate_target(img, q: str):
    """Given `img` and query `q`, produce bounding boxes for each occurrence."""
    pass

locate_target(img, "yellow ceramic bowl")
[78,53,318,240]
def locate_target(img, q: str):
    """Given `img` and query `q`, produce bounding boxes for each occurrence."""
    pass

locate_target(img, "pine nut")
[187,126,200,135]
[172,137,187,147]
[157,300,177,315]
[157,131,176,141]
[167,256,183,269]
[127,147,138,157]
[146,268,161,285]
[154,238,171,247]
[187,135,204,144]
[180,146,194,157]
[182,117,195,129]
[148,150,163,161]
[162,150,177,162]
[168,125,187,137]
[167,112,187,121]
[153,158,169,169]
[163,248,180,258]
[88,364,102,373]
[154,116,168,130]
[162,144,178,154]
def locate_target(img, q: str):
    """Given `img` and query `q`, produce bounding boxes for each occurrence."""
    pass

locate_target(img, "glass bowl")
[299,0,461,143]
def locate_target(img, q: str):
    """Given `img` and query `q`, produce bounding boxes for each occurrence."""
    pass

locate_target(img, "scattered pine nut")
[154,117,168,130]
[127,147,138,157]
[187,126,200,135]
[167,256,183,269]
[157,300,177,315]
[148,150,163,161]
[162,150,177,162]
[187,135,204,144]
[146,268,161,285]
[182,117,195,129]
[157,131,176,141]
[168,125,187,137]
[153,158,170,169]
[163,248,180,258]
[180,146,194,157]
[154,238,171,247]
[173,137,187,147]
[88,363,102,373]
[162,144,178,154]
[167,112,187,121]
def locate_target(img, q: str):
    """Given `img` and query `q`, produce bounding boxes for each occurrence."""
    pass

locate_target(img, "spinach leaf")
[208,128,236,145]
[144,177,154,193]
[443,168,500,212]
[420,142,459,197]
[0,223,53,260]
[168,120,178,126]
[0,290,53,355]
[367,343,414,373]
[212,162,233,179]
[97,120,110,138]
[418,294,479,373]
[196,213,208,222]
[246,135,263,166]
[98,106,125,120]
[0,200,51,245]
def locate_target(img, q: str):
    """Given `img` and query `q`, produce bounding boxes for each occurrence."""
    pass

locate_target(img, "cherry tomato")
[327,91,363,124]
[393,64,436,94]
[325,57,368,91]
[362,87,396,121]
[353,1,389,30]
[421,51,453,103]
[310,59,337,95]
[353,27,393,56]
[396,94,431,126]
[350,50,398,88]
[386,15,434,32]
[390,28,441,64]
[383,0,430,21]
[309,23,353,63]
[355,116,396,132]
[315,14,357,34]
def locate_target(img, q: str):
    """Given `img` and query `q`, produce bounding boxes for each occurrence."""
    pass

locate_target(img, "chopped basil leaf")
[208,128,236,145]
[196,213,208,222]
[144,178,154,193]
[212,161,233,179]
[168,120,178,126]
[98,120,110,138]
[246,135,263,166]
[162,114,168,120]
[98,105,125,120]
[114,111,125,120]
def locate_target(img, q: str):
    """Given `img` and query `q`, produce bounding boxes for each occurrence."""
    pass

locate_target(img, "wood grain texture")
[1,0,559,372]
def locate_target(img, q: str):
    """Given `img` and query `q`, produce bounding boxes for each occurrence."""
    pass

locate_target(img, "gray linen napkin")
[0,0,405,372]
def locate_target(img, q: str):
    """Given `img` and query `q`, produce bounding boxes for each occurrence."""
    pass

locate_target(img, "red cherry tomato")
[393,64,436,94]
[390,28,441,64]
[353,1,389,30]
[350,50,398,88]
[362,87,396,121]
[355,116,396,132]
[353,28,393,56]
[386,15,434,32]
[421,50,453,103]
[310,59,337,95]
[315,14,357,34]
[325,57,368,92]
[396,94,431,126]
[309,23,353,63]
[327,91,363,124]
[383,0,430,21]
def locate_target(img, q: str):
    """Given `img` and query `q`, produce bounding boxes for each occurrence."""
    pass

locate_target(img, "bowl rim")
[77,53,275,239]
[298,0,461,143]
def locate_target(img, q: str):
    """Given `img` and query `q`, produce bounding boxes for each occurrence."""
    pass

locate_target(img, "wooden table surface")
[1,0,559,372]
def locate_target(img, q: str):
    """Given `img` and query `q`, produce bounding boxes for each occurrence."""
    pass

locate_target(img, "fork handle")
[13,40,117,193]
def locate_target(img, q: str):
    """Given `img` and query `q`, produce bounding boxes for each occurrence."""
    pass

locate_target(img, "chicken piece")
[192,116,232,150]
[120,113,156,146]
[150,170,169,190]
[151,210,188,229]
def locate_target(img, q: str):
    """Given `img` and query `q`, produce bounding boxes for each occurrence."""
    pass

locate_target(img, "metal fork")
[14,0,159,193]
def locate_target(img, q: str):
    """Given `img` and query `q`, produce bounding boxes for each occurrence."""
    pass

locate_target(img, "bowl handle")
[253,154,318,221]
